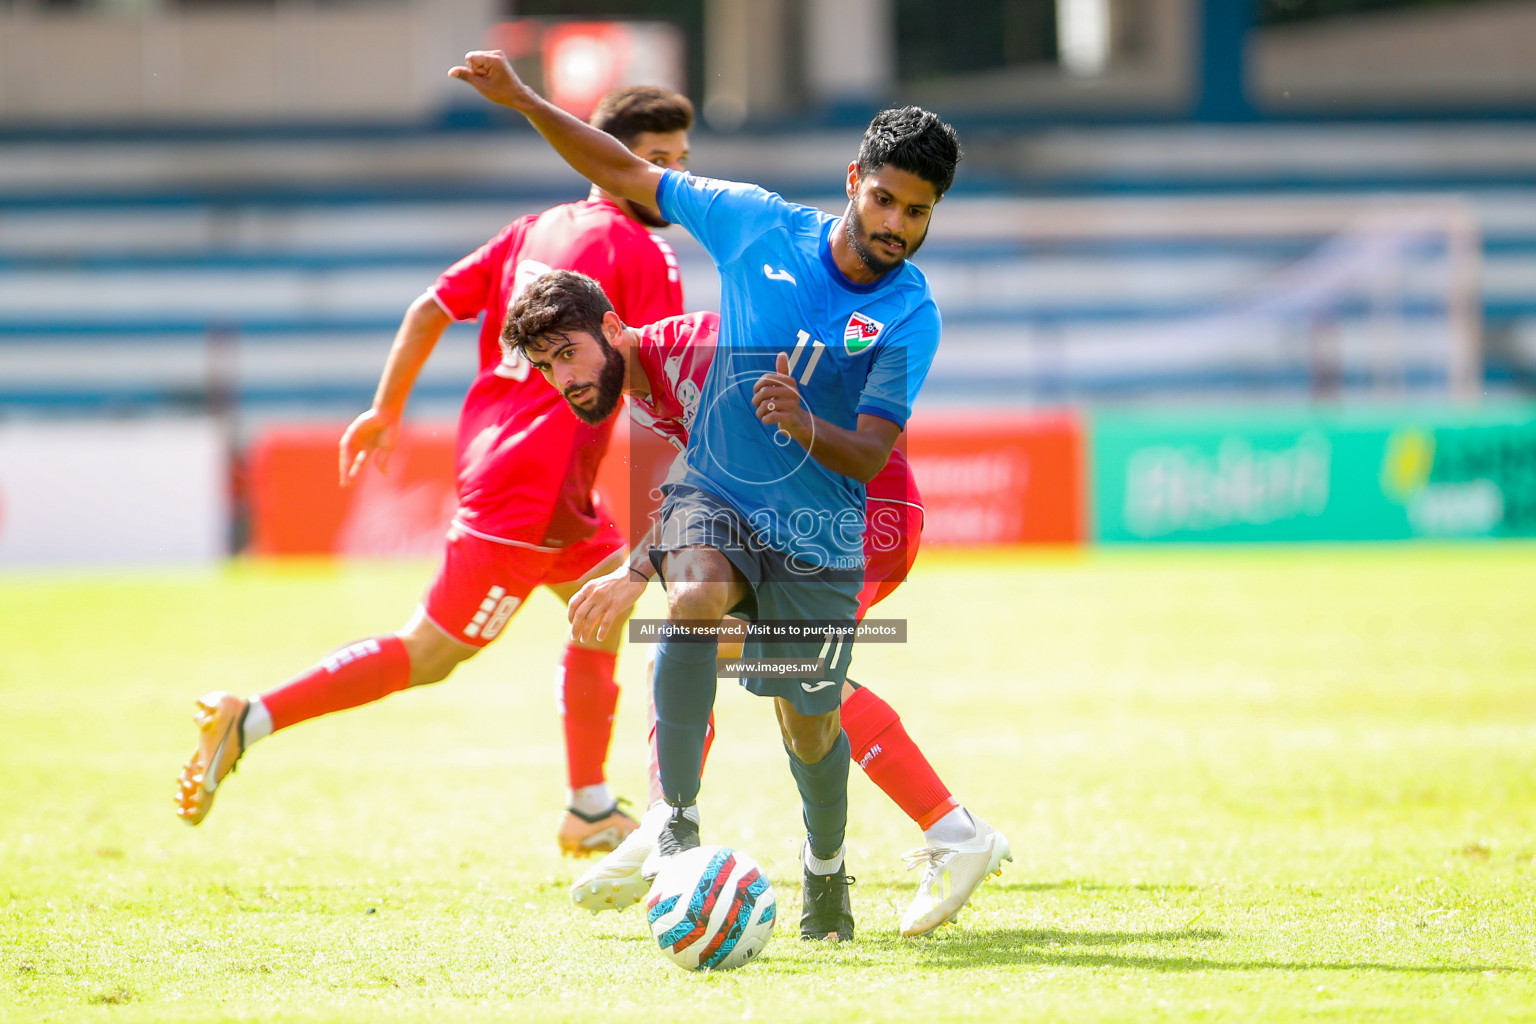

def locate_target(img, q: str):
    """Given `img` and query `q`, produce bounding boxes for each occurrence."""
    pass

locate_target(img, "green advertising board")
[1091,405,1536,543]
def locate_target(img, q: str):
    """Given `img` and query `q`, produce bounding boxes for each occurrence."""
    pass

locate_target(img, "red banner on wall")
[246,410,1085,556]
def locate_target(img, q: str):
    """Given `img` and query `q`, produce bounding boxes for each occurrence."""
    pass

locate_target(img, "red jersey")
[431,197,684,546]
[630,311,921,507]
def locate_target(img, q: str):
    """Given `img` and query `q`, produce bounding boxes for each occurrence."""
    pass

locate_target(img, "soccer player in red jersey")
[174,88,694,857]
[504,270,1010,937]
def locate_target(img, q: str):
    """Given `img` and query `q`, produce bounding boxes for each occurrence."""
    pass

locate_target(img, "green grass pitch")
[3,544,1536,1022]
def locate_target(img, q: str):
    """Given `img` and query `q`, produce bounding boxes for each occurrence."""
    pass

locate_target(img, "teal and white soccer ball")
[644,845,776,971]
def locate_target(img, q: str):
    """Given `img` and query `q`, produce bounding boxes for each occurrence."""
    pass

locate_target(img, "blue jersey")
[656,169,941,568]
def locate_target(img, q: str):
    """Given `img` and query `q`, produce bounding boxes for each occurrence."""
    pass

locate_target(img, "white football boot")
[638,804,700,882]
[568,803,669,913]
[899,812,1012,937]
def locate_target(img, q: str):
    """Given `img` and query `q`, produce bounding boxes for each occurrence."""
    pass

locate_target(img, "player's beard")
[562,342,627,425]
[843,203,925,276]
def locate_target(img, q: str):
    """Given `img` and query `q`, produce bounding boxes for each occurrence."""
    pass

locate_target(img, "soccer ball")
[644,845,776,971]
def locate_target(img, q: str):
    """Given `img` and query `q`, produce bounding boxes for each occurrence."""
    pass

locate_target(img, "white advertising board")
[0,419,227,567]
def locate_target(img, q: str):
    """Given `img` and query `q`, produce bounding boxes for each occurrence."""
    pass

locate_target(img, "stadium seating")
[3,121,1535,428]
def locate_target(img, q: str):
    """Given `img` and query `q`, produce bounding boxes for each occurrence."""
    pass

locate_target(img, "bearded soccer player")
[505,269,1011,937]
[174,87,692,857]
[452,51,978,941]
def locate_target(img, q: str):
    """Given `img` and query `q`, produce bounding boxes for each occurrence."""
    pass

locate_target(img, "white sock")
[924,806,976,846]
[639,801,672,835]
[568,783,615,818]
[242,696,273,747]
[803,840,845,876]
[640,801,698,834]
[669,803,701,825]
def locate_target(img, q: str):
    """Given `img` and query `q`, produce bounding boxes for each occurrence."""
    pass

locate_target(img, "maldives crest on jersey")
[844,312,884,355]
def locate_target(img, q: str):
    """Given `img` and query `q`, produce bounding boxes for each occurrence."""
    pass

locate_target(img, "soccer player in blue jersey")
[452,50,959,942]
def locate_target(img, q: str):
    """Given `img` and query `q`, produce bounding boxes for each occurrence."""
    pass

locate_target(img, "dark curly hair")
[856,105,962,197]
[501,270,614,358]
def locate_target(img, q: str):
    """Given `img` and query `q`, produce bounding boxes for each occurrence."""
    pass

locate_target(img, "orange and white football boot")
[175,691,248,826]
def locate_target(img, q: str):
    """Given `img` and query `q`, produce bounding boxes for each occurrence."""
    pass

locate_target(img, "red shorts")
[857,499,924,620]
[422,517,625,648]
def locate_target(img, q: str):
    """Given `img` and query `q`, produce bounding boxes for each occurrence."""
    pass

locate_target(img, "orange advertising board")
[247,419,676,557]
[903,410,1085,545]
[247,423,458,557]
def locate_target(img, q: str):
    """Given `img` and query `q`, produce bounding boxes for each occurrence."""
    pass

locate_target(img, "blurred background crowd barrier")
[2,0,1534,565]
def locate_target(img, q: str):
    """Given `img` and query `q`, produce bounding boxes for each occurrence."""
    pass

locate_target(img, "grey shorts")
[649,483,861,715]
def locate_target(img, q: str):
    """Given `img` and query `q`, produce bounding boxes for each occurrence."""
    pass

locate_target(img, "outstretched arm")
[339,291,451,485]
[449,50,666,211]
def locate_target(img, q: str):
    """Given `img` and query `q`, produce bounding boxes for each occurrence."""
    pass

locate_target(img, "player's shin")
[645,644,717,809]
[651,632,718,807]
[555,643,638,856]
[841,683,958,831]
[259,635,412,734]
[786,730,852,867]
[557,644,620,807]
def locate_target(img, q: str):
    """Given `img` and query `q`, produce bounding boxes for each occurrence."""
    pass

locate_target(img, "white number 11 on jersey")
[786,330,825,385]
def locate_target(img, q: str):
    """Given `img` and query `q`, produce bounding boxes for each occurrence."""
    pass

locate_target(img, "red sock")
[842,684,957,830]
[559,645,620,789]
[261,635,412,732]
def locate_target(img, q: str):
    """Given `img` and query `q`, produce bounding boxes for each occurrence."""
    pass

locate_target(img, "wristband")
[625,565,650,582]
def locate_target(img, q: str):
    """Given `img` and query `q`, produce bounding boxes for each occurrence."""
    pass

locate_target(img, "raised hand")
[447,50,534,109]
